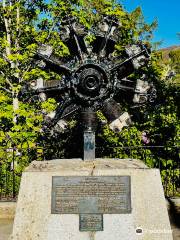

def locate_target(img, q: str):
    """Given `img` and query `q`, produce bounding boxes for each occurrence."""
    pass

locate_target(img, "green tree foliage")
[169,49,180,85]
[0,0,179,197]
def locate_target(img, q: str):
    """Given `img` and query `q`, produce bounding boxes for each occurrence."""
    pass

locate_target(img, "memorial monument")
[10,15,173,240]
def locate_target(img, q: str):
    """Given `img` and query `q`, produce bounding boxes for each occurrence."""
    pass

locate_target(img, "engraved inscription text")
[51,176,131,214]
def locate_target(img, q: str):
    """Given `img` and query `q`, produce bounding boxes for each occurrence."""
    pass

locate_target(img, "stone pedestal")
[10,159,173,240]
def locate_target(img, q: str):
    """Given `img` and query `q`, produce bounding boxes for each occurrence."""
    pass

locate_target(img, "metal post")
[81,108,96,161]
[84,130,95,160]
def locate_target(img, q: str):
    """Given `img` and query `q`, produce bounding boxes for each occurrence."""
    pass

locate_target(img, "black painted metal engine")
[27,15,156,159]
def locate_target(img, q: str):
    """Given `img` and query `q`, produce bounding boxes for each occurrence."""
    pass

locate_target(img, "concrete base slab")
[10,159,173,240]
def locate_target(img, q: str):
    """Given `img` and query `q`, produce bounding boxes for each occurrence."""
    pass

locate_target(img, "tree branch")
[0,71,13,88]
[3,0,15,68]
[0,86,12,94]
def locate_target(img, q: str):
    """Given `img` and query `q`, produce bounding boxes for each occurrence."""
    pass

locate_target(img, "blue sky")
[120,0,180,48]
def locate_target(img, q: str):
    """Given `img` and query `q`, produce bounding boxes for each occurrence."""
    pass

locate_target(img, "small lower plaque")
[79,214,103,232]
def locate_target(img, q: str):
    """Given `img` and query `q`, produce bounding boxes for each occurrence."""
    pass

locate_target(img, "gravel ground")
[0,219,14,240]
[168,202,180,240]
[171,224,180,240]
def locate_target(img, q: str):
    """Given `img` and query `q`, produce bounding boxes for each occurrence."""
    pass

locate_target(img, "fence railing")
[0,145,179,200]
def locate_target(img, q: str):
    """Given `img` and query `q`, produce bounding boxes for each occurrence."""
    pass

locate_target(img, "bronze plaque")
[51,176,131,214]
[79,214,103,231]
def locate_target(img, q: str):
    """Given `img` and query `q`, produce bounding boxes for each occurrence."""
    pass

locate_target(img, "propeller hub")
[85,76,98,90]
[79,68,100,92]
[72,64,110,102]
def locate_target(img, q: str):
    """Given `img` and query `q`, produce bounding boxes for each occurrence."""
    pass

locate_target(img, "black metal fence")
[0,144,179,201]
